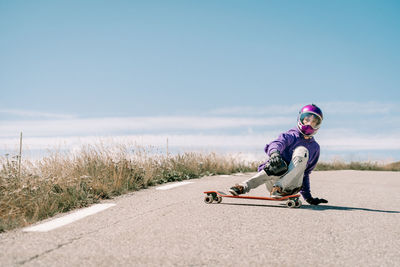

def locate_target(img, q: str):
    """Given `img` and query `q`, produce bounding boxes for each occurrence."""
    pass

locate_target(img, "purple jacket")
[257,127,320,199]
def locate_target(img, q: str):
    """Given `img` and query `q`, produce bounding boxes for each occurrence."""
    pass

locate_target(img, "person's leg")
[273,146,309,194]
[237,170,280,194]
[230,146,308,196]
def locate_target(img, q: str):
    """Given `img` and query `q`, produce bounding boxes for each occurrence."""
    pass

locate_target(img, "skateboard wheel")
[295,200,302,208]
[204,195,214,204]
[286,200,296,208]
[215,195,222,203]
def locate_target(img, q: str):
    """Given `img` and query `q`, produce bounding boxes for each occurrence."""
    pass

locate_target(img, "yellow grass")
[315,160,400,171]
[0,144,257,232]
[1,143,399,233]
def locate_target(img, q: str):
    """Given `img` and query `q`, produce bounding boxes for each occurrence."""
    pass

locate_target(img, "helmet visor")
[299,112,322,129]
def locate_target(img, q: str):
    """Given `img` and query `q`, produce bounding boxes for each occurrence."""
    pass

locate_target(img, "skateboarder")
[229,104,328,205]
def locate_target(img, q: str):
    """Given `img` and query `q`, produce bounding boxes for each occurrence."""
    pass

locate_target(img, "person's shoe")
[229,184,244,196]
[270,186,286,198]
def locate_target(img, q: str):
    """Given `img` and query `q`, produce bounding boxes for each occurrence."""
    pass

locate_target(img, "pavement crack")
[17,236,82,265]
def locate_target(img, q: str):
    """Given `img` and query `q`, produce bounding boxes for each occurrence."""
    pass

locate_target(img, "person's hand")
[306,197,328,205]
[269,151,285,168]
[265,151,287,176]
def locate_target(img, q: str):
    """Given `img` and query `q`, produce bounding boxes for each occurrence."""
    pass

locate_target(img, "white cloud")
[208,101,400,116]
[320,101,399,115]
[2,131,400,156]
[0,134,272,151]
[320,135,400,151]
[0,109,76,119]
[0,116,293,137]
[318,128,400,151]
[1,102,400,161]
[208,104,300,116]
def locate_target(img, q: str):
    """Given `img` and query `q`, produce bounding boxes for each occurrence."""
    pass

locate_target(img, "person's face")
[302,114,319,128]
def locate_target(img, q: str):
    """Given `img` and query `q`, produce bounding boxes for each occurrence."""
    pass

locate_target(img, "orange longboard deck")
[204,190,300,201]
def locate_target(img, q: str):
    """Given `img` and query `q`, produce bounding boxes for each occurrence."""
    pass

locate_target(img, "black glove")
[269,151,284,168]
[306,197,328,205]
[264,151,288,176]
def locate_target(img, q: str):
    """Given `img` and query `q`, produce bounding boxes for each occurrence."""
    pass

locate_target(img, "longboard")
[203,190,302,208]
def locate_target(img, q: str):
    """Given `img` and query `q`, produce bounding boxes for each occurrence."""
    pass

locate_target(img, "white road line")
[23,203,116,232]
[156,181,194,190]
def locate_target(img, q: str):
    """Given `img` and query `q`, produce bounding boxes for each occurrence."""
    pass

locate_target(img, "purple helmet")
[297,104,323,136]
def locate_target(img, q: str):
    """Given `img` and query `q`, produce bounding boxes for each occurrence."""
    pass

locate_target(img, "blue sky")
[1,1,400,162]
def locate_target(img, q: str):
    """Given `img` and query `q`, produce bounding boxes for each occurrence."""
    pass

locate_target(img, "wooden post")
[18,132,22,179]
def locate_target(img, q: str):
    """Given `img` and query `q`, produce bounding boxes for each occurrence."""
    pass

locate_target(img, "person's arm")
[265,132,296,156]
[300,173,328,205]
[300,150,328,205]
[300,173,312,200]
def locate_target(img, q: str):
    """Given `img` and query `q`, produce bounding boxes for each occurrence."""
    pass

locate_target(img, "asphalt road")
[1,170,399,266]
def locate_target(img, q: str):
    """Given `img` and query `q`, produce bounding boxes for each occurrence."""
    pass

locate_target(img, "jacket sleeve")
[300,148,320,200]
[264,132,296,156]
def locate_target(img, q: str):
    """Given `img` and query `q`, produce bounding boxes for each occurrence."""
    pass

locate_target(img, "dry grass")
[315,160,400,171]
[1,143,399,233]
[0,144,257,233]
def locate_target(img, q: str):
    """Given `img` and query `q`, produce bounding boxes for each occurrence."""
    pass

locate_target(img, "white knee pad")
[273,146,309,192]
[291,146,309,168]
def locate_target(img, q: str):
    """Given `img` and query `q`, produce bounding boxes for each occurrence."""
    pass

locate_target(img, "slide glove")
[269,151,285,168]
[306,197,328,205]
[264,151,288,176]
